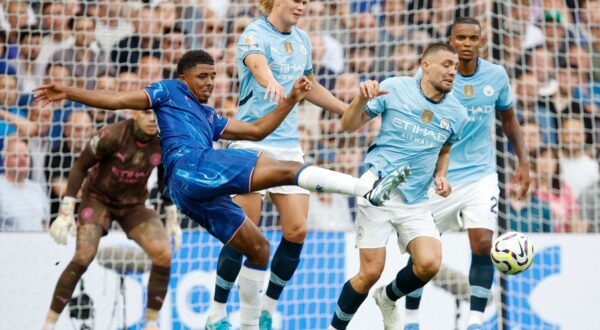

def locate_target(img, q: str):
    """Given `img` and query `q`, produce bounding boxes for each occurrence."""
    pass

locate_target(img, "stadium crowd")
[0,0,599,233]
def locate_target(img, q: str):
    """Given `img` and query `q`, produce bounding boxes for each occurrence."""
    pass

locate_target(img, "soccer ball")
[490,232,534,275]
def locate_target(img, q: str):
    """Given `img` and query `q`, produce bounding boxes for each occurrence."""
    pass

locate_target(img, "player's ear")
[421,60,430,73]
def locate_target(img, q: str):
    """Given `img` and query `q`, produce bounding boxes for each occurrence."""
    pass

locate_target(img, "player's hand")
[165,205,182,251]
[512,164,531,200]
[434,176,452,197]
[265,78,286,104]
[359,80,389,101]
[32,83,69,107]
[49,196,77,245]
[289,76,313,102]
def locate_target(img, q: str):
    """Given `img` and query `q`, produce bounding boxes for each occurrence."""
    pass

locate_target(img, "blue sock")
[403,258,423,310]
[331,281,368,330]
[469,253,494,313]
[214,245,243,303]
[265,237,303,300]
[385,262,427,302]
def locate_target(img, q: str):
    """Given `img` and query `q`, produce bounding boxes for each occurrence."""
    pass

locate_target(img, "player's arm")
[305,75,346,115]
[221,77,312,140]
[33,83,150,110]
[500,109,530,199]
[245,53,286,104]
[340,80,389,132]
[433,146,452,197]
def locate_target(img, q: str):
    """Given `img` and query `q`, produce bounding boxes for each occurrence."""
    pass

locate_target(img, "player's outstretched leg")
[466,228,494,330]
[373,237,441,330]
[250,155,411,206]
[207,194,262,328]
[128,216,173,330]
[43,224,102,330]
[223,219,271,330]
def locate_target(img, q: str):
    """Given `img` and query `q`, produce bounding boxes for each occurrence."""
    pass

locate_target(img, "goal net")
[0,0,598,329]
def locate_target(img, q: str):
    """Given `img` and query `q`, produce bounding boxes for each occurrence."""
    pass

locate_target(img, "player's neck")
[267,14,293,33]
[458,58,478,76]
[420,79,445,102]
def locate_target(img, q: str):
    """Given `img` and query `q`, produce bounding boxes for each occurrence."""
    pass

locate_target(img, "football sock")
[330,281,368,330]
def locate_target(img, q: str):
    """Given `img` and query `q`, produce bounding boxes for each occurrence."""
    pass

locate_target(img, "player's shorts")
[166,148,260,243]
[428,173,499,233]
[77,195,158,236]
[228,141,309,197]
[355,171,440,253]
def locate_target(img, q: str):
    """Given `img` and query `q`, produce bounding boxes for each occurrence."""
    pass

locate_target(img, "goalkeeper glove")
[165,205,182,251]
[49,196,77,245]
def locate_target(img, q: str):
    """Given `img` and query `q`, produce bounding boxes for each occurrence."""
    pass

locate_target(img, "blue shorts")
[167,148,260,243]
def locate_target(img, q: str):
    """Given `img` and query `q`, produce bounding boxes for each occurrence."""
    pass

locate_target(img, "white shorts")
[355,171,441,253]
[228,141,309,197]
[428,173,500,233]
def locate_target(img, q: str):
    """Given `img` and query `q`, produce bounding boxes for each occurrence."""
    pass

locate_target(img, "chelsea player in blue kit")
[209,1,349,329]
[33,50,407,330]
[328,43,468,330]
[403,18,531,330]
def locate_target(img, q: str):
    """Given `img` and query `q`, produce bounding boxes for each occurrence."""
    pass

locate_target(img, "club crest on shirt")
[484,85,494,96]
[132,151,144,165]
[245,35,255,46]
[440,118,450,130]
[284,42,294,55]
[421,109,434,124]
[299,43,307,55]
[464,84,474,98]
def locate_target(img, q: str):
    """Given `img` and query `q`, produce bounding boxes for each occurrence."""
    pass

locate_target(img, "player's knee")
[248,237,270,267]
[151,247,172,267]
[471,236,493,255]
[359,261,384,287]
[282,222,308,243]
[413,255,441,281]
[73,246,98,266]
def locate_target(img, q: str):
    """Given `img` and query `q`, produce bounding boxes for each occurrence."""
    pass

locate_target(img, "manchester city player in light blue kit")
[33,50,408,330]
[208,0,349,329]
[327,43,468,330]
[403,18,531,330]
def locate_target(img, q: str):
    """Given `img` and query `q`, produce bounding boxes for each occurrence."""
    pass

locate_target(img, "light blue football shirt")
[364,77,468,204]
[236,15,313,148]
[445,58,513,184]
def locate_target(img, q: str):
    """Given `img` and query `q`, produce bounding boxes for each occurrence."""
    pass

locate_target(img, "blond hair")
[259,0,274,14]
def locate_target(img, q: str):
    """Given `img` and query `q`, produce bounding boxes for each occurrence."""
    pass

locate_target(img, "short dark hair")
[176,50,214,75]
[18,28,42,43]
[449,17,481,34]
[68,13,95,31]
[421,42,457,62]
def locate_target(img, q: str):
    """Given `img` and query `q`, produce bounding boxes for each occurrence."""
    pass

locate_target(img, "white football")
[490,231,534,275]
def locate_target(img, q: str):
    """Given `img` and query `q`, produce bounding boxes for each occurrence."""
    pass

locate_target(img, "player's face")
[424,50,458,93]
[273,0,308,26]
[134,110,158,136]
[449,23,482,61]
[181,64,216,103]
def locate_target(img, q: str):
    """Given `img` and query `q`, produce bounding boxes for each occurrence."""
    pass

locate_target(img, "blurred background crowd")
[0,0,598,234]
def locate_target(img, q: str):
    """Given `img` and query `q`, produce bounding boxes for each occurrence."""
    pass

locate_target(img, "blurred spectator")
[91,0,134,53]
[11,29,42,93]
[138,54,163,86]
[45,111,93,216]
[299,1,345,73]
[0,74,24,164]
[43,64,82,149]
[192,11,226,50]
[514,72,556,144]
[346,45,381,81]
[156,1,177,32]
[534,147,587,232]
[502,26,524,75]
[0,138,49,231]
[577,0,600,81]
[558,117,599,199]
[0,31,16,75]
[528,47,559,97]
[333,72,360,103]
[579,178,600,232]
[392,43,420,77]
[226,15,253,46]
[521,119,543,156]
[51,14,114,89]
[540,10,572,61]
[117,68,141,91]
[2,1,35,59]
[161,27,186,79]
[37,2,74,80]
[509,169,553,232]
[110,5,160,72]
[87,76,127,130]
[310,34,336,91]
[504,0,544,49]
[223,40,238,81]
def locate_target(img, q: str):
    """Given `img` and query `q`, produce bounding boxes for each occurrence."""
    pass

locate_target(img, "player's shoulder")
[380,76,414,89]
[477,59,508,79]
[242,17,267,36]
[98,118,132,141]
[292,25,310,40]
[445,93,469,118]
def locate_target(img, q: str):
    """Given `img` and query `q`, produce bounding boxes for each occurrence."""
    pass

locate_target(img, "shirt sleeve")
[303,31,313,75]
[496,68,513,111]
[210,108,230,141]
[88,126,119,160]
[238,27,267,65]
[364,80,389,118]
[143,81,170,109]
